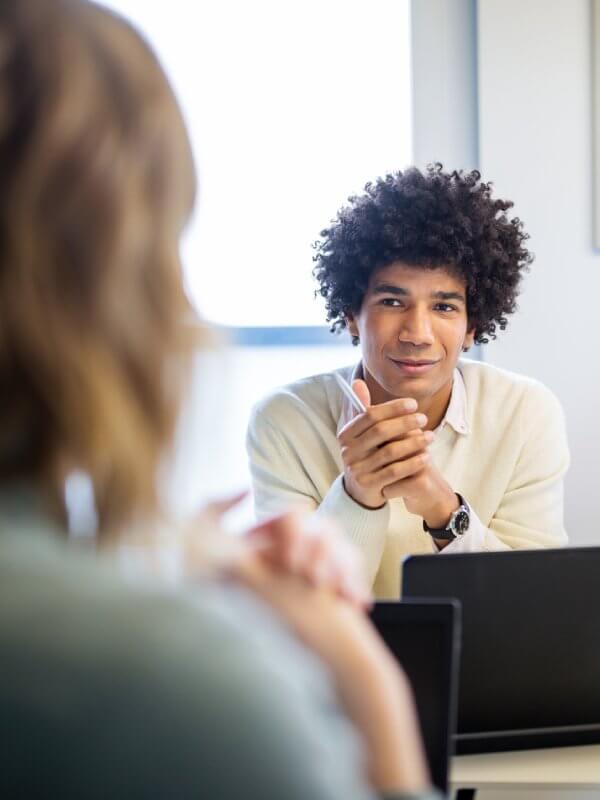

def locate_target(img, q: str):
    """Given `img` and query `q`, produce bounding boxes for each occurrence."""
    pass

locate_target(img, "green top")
[0,489,442,800]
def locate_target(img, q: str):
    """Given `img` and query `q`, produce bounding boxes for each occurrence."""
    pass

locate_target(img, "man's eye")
[381,298,402,307]
[435,303,458,312]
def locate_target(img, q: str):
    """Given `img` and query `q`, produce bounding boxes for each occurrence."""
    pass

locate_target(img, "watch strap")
[422,494,470,540]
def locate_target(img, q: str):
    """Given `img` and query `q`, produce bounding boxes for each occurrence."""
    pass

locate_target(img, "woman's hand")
[185,499,371,609]
[229,513,430,795]
[187,501,431,795]
[244,512,372,609]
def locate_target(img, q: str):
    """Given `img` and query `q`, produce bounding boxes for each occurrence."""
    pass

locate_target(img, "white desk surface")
[451,744,600,790]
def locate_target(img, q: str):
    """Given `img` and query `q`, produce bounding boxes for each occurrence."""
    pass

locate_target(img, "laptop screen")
[369,599,460,793]
[402,547,600,753]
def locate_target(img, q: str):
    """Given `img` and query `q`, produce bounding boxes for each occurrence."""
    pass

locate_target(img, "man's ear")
[462,329,476,351]
[345,312,359,339]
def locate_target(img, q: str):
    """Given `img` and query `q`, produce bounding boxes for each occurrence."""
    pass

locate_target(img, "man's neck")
[364,370,454,432]
[416,380,453,431]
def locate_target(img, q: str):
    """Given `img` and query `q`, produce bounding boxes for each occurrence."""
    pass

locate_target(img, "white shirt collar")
[336,362,470,436]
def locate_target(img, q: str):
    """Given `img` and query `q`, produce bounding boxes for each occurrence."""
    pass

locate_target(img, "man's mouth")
[388,358,441,375]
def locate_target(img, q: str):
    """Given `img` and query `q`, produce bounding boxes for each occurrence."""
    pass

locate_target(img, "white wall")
[477,0,599,545]
[412,0,478,170]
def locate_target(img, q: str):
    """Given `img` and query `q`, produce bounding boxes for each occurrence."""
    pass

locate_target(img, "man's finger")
[352,378,372,409]
[373,451,430,489]
[340,413,428,459]
[352,432,432,474]
[338,397,420,441]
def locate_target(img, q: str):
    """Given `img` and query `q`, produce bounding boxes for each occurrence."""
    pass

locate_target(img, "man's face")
[347,262,475,408]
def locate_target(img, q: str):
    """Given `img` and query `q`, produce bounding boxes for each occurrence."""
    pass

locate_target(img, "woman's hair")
[0,0,198,536]
[313,164,533,344]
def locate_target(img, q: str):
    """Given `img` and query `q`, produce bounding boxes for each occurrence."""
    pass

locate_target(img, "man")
[247,165,569,598]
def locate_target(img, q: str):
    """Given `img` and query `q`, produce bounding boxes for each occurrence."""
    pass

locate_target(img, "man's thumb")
[352,379,371,409]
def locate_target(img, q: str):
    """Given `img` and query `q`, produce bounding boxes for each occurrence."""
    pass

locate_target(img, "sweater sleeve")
[464,380,569,551]
[318,475,390,584]
[247,407,389,585]
[247,408,322,517]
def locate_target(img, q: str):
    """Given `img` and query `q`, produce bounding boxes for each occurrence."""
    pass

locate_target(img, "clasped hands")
[188,490,430,792]
[338,379,459,537]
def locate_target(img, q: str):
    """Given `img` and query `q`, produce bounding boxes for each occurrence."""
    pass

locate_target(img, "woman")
[0,2,440,798]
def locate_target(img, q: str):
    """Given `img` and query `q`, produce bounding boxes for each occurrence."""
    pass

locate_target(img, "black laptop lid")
[402,547,600,753]
[369,599,460,793]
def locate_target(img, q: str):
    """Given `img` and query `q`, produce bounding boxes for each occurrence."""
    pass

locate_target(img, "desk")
[451,744,600,796]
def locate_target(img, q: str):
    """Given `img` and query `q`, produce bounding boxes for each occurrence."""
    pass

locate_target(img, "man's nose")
[397,307,435,347]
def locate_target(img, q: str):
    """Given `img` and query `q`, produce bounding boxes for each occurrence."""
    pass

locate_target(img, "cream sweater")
[247,360,569,598]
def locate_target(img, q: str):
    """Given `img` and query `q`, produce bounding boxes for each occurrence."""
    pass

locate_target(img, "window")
[100,0,413,328]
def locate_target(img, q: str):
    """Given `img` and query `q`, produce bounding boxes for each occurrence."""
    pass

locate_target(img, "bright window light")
[100,1,413,327]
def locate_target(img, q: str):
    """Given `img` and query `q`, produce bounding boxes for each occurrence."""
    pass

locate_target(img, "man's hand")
[339,380,459,544]
[385,463,460,549]
[338,379,431,509]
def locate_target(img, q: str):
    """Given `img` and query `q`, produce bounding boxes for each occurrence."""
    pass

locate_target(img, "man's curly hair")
[312,164,532,344]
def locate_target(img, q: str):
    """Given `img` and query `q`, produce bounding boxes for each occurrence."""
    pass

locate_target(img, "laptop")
[402,547,600,754]
[369,599,461,794]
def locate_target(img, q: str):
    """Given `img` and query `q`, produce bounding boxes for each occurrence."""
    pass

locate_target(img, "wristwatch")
[422,494,471,540]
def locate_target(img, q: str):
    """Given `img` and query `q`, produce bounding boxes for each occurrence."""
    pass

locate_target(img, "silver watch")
[422,494,471,540]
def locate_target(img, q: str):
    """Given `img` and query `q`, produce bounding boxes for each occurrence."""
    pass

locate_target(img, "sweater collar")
[336,362,470,436]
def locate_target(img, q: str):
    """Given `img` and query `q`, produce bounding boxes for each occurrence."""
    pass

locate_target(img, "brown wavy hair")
[0,0,199,536]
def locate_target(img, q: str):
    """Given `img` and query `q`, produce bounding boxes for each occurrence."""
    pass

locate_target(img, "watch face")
[453,509,470,535]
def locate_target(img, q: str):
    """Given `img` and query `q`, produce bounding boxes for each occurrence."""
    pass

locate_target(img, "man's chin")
[378,376,433,403]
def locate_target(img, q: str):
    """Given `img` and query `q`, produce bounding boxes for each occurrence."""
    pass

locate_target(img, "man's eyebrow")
[432,290,466,304]
[371,284,410,296]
